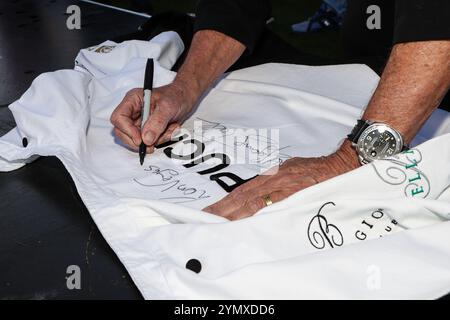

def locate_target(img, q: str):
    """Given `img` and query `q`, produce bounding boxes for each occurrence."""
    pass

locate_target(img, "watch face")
[357,124,403,162]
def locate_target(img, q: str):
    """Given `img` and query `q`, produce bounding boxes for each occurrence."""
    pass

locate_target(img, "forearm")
[335,40,450,169]
[361,40,450,144]
[173,30,246,109]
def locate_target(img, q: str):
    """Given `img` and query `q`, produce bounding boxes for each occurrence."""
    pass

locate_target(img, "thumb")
[141,105,171,146]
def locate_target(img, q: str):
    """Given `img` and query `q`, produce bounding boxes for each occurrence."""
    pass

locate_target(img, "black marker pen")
[139,58,154,165]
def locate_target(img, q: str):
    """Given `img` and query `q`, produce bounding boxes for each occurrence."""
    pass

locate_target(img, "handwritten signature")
[234,135,292,167]
[133,165,211,204]
[196,118,293,167]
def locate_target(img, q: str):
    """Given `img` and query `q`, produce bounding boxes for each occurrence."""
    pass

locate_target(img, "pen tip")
[139,142,146,166]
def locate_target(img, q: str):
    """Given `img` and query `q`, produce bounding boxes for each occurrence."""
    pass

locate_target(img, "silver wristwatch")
[348,119,408,165]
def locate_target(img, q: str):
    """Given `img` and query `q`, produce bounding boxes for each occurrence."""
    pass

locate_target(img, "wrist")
[327,139,361,174]
[171,76,201,112]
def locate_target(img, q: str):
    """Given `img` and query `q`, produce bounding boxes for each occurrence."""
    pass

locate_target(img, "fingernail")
[144,132,154,144]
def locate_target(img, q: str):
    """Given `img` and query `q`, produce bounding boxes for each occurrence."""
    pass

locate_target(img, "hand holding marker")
[139,58,154,165]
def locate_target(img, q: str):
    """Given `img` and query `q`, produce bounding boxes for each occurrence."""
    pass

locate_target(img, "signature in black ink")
[307,202,344,250]
[196,117,229,135]
[133,165,211,204]
[234,136,292,167]
[196,118,293,167]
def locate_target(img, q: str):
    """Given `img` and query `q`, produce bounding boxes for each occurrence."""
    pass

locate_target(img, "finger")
[203,175,269,216]
[142,105,172,146]
[228,190,289,221]
[111,97,143,146]
[114,128,139,151]
[236,174,271,193]
[146,145,155,154]
[114,128,156,155]
[132,118,155,154]
[206,168,296,217]
[203,193,243,217]
[133,117,142,128]
[203,193,243,218]
[125,88,144,117]
[116,89,144,120]
[110,88,145,143]
[222,175,270,209]
[113,115,142,147]
[155,123,181,146]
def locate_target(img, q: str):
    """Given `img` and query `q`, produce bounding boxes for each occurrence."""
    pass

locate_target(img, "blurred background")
[97,0,345,60]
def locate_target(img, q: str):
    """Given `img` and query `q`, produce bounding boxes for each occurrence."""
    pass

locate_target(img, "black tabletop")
[0,0,146,299]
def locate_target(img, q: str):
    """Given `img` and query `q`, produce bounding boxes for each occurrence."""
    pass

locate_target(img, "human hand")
[203,141,360,220]
[110,81,197,153]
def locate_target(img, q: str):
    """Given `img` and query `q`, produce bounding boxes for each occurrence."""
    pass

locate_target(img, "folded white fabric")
[1,31,450,299]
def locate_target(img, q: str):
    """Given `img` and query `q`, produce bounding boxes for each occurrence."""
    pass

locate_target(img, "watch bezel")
[356,123,403,163]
